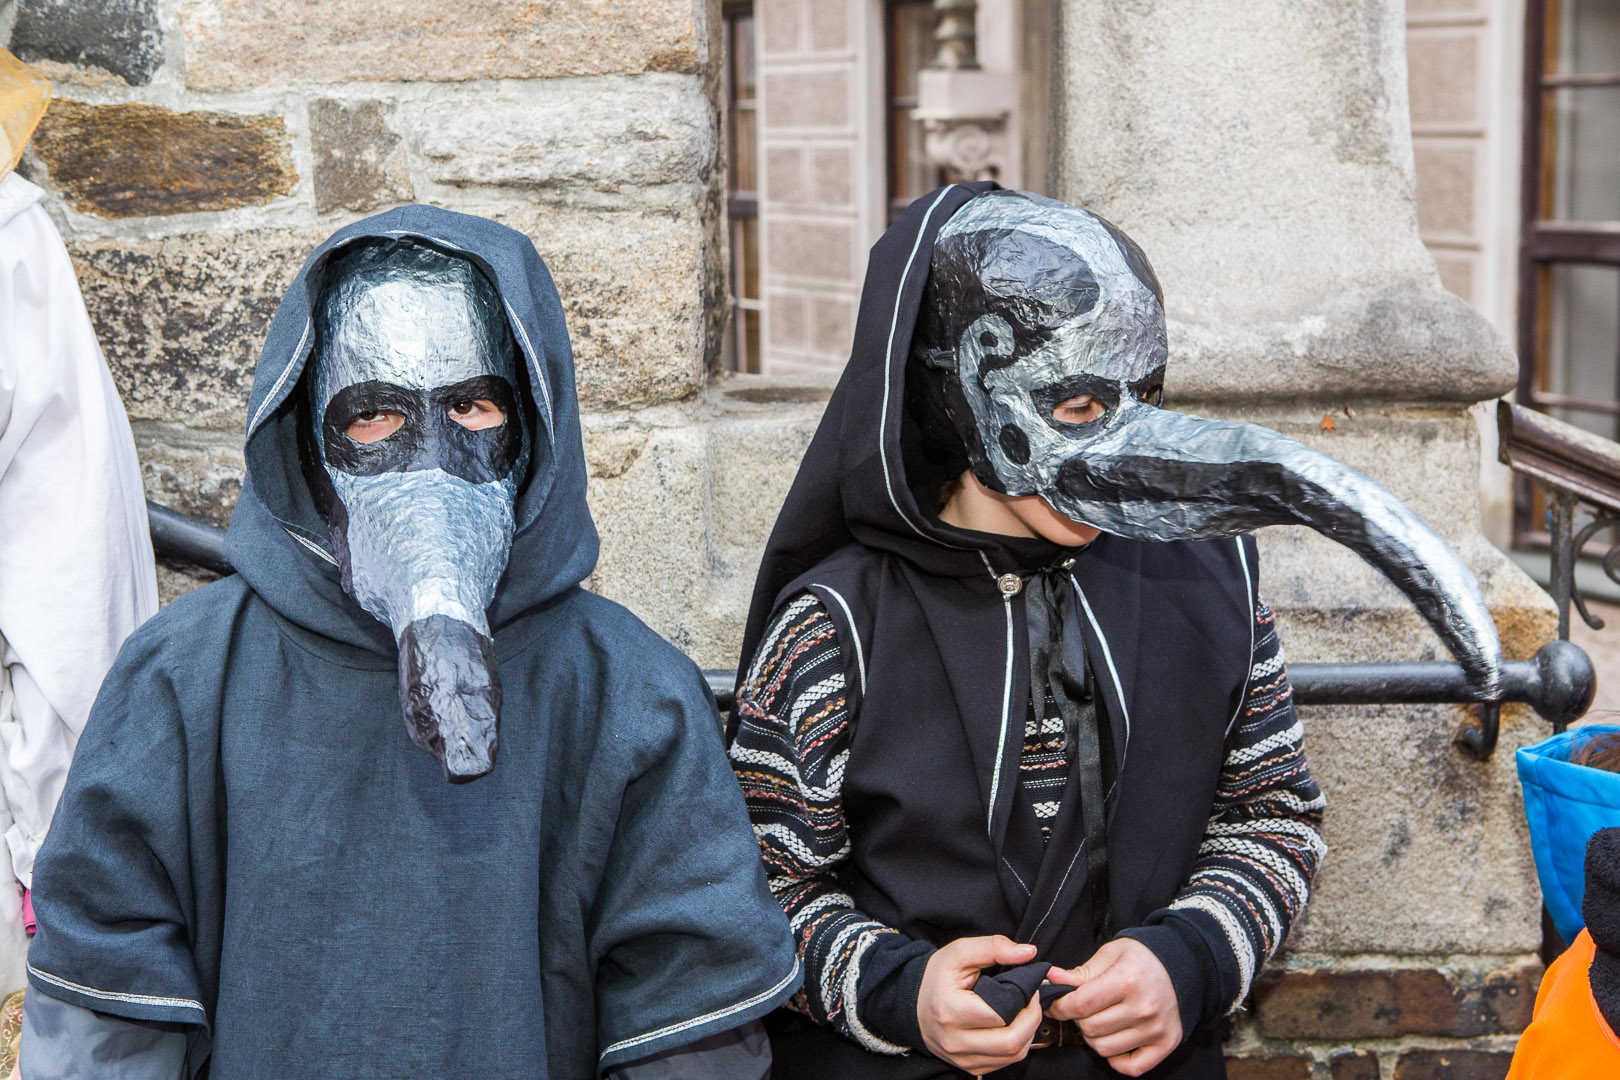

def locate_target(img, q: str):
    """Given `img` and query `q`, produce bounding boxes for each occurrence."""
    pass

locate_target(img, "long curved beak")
[1049,405,1505,699]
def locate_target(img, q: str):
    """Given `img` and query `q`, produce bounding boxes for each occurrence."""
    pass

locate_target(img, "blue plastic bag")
[1518,724,1620,944]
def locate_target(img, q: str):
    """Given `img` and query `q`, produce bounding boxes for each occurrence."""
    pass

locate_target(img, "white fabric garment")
[0,172,157,990]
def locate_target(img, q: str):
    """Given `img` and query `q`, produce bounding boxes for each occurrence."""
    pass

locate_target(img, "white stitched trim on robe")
[598,959,802,1062]
[27,964,206,1015]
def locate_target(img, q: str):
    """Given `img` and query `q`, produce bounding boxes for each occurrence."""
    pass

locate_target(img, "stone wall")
[6,0,823,659]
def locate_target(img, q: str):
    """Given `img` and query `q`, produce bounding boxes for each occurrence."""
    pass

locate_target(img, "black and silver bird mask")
[914,189,1504,697]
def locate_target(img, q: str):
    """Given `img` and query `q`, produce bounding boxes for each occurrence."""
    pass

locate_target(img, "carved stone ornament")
[923,115,1008,182]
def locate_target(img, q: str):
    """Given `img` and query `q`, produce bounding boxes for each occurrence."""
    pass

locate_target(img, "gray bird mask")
[304,238,527,781]
[913,189,1504,698]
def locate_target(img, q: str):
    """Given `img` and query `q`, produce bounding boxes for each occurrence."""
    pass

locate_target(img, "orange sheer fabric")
[1508,930,1620,1080]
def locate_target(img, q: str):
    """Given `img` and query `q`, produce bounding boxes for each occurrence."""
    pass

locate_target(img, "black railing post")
[1549,489,1576,642]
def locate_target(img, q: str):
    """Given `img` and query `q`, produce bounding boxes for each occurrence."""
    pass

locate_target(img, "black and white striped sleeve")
[1120,597,1326,1027]
[728,594,923,1054]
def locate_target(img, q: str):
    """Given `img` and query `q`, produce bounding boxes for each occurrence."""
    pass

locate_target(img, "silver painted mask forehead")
[311,239,518,421]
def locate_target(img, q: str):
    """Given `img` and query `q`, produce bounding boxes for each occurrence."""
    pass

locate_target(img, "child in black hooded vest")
[729,186,1327,1080]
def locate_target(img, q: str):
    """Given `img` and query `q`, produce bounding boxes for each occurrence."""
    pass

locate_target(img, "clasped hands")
[916,935,1181,1077]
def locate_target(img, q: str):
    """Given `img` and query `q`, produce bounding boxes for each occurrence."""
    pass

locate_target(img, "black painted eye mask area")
[322,381,426,474]
[321,375,523,482]
[1029,373,1122,437]
[431,374,522,484]
[1128,367,1166,409]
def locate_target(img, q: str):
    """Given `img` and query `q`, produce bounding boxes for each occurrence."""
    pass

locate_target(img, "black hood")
[226,204,599,657]
[739,182,1058,670]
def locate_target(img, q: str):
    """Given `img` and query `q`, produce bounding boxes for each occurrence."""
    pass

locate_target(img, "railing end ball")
[1532,639,1597,731]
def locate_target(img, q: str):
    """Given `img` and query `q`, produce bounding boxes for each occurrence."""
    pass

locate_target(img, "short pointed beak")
[1050,406,1505,699]
[397,614,501,782]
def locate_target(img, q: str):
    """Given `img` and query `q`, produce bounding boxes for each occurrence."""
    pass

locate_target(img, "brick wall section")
[1392,1049,1513,1080]
[1253,960,1539,1039]
[1226,1054,1315,1080]
[1329,1050,1381,1080]
[1207,955,1539,1077]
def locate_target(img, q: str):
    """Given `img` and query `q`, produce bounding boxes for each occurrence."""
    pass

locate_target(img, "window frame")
[723,1,762,374]
[884,0,944,224]
[1517,0,1620,413]
[1513,0,1620,544]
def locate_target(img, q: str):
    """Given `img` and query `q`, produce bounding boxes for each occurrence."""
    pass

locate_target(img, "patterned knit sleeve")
[1177,597,1326,1008]
[728,593,913,1055]
[1122,596,1326,1027]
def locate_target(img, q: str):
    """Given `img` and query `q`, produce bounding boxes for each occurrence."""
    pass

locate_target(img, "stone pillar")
[1055,1,1552,1072]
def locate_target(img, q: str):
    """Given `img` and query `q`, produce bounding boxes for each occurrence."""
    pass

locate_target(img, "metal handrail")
[702,641,1593,760]
[147,501,232,577]
[1500,400,1620,645]
[143,498,1594,758]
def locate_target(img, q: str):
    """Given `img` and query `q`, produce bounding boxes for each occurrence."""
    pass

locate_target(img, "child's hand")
[1044,938,1181,1076]
[915,935,1043,1076]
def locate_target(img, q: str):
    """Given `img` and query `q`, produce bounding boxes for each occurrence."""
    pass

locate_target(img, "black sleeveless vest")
[767,532,1256,1080]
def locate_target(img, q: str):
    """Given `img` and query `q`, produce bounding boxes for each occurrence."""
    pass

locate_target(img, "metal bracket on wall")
[147,500,233,576]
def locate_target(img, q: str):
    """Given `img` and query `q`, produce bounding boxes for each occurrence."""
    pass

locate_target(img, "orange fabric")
[1508,930,1620,1080]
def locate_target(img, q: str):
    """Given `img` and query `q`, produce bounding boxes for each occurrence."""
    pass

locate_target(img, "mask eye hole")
[447,398,505,431]
[346,410,405,444]
[1143,385,1164,408]
[1051,395,1106,426]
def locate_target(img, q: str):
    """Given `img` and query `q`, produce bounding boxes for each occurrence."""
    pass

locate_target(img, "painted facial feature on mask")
[909,188,1505,699]
[307,237,526,782]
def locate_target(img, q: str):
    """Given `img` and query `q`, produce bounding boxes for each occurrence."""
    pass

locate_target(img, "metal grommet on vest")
[997,572,1023,597]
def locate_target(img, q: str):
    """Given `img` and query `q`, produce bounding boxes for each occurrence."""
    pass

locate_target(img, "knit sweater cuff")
[854,935,936,1052]
[1117,907,1236,1036]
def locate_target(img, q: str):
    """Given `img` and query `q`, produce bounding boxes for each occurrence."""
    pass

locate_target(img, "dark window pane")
[741,309,762,375]
[890,1,933,99]
[731,12,757,103]
[722,4,760,374]
[891,106,933,208]
[1515,0,1620,542]
[734,217,759,301]
[1541,263,1620,440]
[887,0,943,217]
